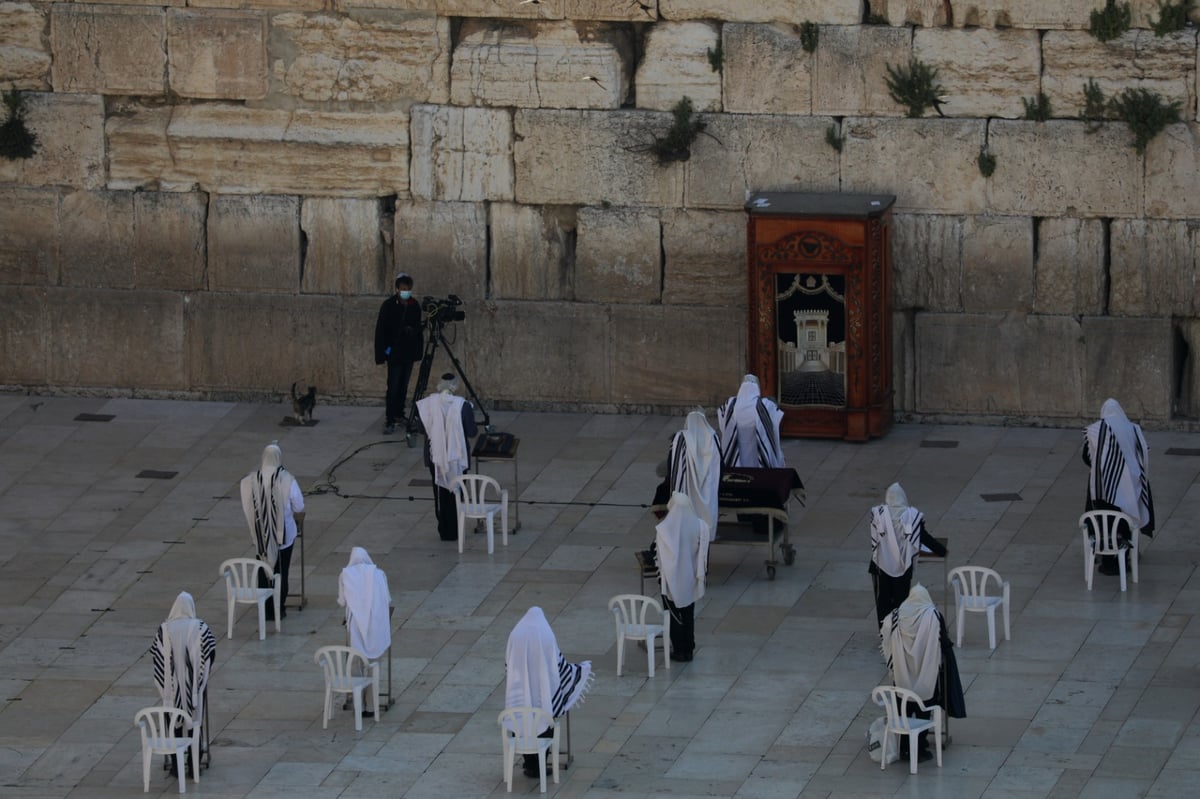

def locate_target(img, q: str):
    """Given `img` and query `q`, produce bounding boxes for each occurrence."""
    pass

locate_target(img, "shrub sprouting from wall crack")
[885,58,946,118]
[1089,0,1132,42]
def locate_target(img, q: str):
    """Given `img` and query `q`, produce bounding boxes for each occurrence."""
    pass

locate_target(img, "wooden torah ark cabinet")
[744,192,896,441]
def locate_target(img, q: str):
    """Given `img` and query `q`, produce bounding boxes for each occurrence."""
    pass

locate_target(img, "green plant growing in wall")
[825,125,844,152]
[1022,92,1052,121]
[1089,0,1132,42]
[1108,87,1182,154]
[1150,0,1193,35]
[644,96,709,165]
[977,147,997,177]
[800,22,819,53]
[707,44,723,73]
[885,58,946,118]
[0,86,38,161]
[1082,79,1108,131]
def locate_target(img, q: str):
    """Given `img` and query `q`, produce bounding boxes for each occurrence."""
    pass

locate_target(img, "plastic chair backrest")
[871,685,924,726]
[948,565,1002,599]
[314,645,367,684]
[608,594,663,627]
[498,706,554,747]
[135,706,192,751]
[220,557,270,590]
[1080,509,1138,553]
[452,474,501,508]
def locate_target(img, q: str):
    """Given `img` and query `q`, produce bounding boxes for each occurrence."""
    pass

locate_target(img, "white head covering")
[416,391,470,490]
[436,372,459,394]
[669,411,721,533]
[870,483,924,577]
[505,607,592,724]
[1086,398,1152,528]
[881,583,942,701]
[655,492,711,608]
[239,443,295,568]
[338,547,392,659]
[152,592,215,723]
[718,374,785,468]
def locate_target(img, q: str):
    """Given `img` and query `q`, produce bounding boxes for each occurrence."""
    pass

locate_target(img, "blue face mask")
[399,290,412,300]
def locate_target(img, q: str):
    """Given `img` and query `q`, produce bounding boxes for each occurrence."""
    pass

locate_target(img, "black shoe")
[918,747,933,763]
[383,423,395,435]
[1098,557,1120,576]
[670,651,693,662]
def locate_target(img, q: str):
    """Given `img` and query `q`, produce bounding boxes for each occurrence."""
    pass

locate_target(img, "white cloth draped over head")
[1086,398,1153,529]
[655,492,711,608]
[881,584,941,702]
[718,374,785,468]
[505,607,593,725]
[151,592,216,724]
[338,547,392,660]
[239,444,295,569]
[417,391,470,490]
[870,483,925,578]
[668,411,721,533]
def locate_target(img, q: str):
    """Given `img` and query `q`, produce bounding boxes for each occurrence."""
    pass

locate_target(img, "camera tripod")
[404,319,492,447]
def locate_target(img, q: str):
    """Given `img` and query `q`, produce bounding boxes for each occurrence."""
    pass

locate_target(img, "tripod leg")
[405,334,440,445]
[437,328,491,432]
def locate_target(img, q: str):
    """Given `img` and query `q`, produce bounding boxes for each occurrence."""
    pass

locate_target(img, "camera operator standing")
[374,273,424,435]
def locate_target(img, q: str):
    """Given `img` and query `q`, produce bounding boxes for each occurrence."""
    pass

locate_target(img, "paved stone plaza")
[2,394,1200,798]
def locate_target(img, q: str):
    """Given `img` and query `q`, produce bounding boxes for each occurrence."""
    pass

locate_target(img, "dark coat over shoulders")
[375,296,424,364]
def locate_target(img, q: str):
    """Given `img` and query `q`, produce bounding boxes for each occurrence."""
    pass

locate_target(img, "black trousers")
[431,464,459,541]
[871,566,914,626]
[664,596,694,658]
[523,727,554,771]
[386,358,415,424]
[260,544,292,618]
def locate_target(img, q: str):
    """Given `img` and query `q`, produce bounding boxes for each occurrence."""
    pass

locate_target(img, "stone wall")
[3,1,1200,424]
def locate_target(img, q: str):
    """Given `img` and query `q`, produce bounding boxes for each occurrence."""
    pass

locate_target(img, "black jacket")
[374,296,424,365]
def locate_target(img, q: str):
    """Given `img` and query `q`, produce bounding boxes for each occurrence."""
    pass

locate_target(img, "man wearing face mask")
[374,273,424,435]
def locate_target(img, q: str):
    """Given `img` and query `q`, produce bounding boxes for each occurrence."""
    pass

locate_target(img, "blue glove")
[385,346,392,356]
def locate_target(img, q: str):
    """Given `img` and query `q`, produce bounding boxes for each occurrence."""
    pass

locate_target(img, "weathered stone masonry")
[2,0,1200,424]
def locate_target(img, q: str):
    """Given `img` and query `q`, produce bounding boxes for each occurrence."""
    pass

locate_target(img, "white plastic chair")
[450,474,509,555]
[870,685,943,775]
[134,706,200,794]
[314,645,379,732]
[498,706,560,793]
[947,565,1011,650]
[1080,509,1140,591]
[219,558,280,640]
[608,594,670,677]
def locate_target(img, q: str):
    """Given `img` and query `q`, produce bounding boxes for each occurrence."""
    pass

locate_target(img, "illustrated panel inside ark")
[775,272,847,409]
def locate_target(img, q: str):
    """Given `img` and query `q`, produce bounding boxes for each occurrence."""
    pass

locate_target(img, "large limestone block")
[188,0,323,9]
[610,304,745,406]
[892,214,963,312]
[0,3,51,89]
[342,295,387,397]
[0,93,104,189]
[489,203,575,300]
[49,289,185,389]
[187,293,344,392]
[435,0,564,18]
[916,312,1084,416]
[961,216,1033,313]
[167,10,267,100]
[394,201,488,299]
[1145,123,1200,218]
[0,286,47,384]
[912,28,1039,119]
[661,208,745,305]
[987,121,1142,217]
[207,195,301,292]
[301,198,386,296]
[659,0,860,24]
[635,21,721,112]
[722,23,811,115]
[50,5,165,95]
[58,191,134,289]
[1033,217,1106,315]
[0,188,60,285]
[575,206,661,304]
[410,105,513,202]
[450,20,631,109]
[879,0,950,27]
[887,0,1165,29]
[514,109,684,207]
[269,12,450,106]
[684,115,838,209]
[892,309,915,413]
[1081,316,1171,419]
[108,104,409,196]
[565,0,658,20]
[842,118,986,214]
[813,25,910,117]
[1043,30,1195,119]
[1109,219,1197,317]
[1174,319,1200,419]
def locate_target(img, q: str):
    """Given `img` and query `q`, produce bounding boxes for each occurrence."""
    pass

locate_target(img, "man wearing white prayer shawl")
[655,491,711,663]
[868,483,945,625]
[718,374,785,468]
[1083,398,1155,576]
[505,607,593,778]
[416,373,478,541]
[880,584,965,760]
[338,547,392,660]
[240,443,304,620]
[151,592,216,777]
[668,410,721,534]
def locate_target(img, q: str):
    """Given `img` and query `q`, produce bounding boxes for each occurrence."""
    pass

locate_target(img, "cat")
[291,383,316,425]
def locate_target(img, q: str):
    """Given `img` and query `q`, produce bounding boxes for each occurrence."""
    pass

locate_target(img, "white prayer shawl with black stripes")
[668,411,721,534]
[239,444,294,570]
[1086,398,1152,530]
[718,377,785,468]
[151,592,216,724]
[870,483,924,578]
[505,607,592,727]
[881,584,941,702]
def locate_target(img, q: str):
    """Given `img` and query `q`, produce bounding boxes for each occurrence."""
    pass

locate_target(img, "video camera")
[422,294,466,325]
